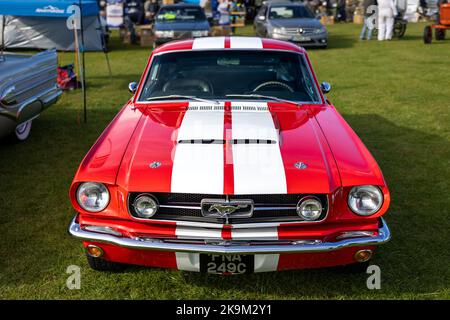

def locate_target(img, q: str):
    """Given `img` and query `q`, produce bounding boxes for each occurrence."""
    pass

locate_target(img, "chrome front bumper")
[68,216,391,255]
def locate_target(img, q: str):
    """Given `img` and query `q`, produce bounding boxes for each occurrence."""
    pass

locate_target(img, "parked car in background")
[69,37,391,274]
[0,50,62,142]
[254,1,328,48]
[153,3,210,47]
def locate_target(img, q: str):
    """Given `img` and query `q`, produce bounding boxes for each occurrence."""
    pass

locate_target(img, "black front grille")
[128,193,328,224]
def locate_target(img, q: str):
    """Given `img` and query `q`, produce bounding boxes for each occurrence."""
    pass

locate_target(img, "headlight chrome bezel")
[348,185,384,216]
[76,182,110,213]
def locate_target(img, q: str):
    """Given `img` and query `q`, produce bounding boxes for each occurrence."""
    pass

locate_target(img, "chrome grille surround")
[128,193,329,224]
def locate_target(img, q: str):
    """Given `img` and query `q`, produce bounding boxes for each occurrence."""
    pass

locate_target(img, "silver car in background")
[0,49,61,142]
[254,1,328,48]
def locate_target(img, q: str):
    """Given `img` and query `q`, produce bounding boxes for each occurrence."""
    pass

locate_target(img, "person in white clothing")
[377,0,398,41]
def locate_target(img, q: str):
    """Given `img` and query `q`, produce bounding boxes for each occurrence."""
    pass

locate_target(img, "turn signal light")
[86,245,104,258]
[354,249,372,263]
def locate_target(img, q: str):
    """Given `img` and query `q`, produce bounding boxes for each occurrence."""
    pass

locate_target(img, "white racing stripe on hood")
[192,37,225,49]
[231,102,287,194]
[171,102,225,194]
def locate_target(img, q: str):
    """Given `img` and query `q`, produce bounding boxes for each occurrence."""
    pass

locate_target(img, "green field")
[0,23,449,299]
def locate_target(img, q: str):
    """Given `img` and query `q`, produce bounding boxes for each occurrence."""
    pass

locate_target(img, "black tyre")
[332,261,371,274]
[423,26,432,44]
[394,21,406,38]
[435,29,446,40]
[86,254,127,272]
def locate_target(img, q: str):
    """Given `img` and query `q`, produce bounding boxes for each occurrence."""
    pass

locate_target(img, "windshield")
[138,50,321,103]
[156,7,206,22]
[268,6,314,19]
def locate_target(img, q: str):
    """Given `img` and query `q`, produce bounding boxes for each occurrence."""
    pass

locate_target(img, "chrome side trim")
[68,216,391,254]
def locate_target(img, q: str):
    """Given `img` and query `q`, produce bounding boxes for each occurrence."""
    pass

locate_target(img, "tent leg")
[79,0,87,123]
[104,51,112,79]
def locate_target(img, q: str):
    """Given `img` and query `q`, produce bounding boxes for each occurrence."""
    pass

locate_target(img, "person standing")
[377,0,397,41]
[360,0,377,40]
[144,0,159,24]
[218,0,231,26]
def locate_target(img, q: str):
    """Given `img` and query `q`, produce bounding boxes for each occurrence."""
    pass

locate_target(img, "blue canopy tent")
[0,0,105,51]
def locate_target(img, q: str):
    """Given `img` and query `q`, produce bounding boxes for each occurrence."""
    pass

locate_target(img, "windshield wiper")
[146,95,220,104]
[225,94,301,107]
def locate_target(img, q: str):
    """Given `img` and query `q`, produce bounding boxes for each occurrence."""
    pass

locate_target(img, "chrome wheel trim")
[15,120,32,141]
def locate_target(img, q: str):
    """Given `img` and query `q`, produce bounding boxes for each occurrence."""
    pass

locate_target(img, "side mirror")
[257,15,266,21]
[320,81,331,94]
[128,82,137,93]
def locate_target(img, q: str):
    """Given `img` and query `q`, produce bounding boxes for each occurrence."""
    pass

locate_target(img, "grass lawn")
[0,22,449,300]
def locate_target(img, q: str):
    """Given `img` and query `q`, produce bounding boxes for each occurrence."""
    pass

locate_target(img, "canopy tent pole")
[79,0,87,123]
[96,15,112,79]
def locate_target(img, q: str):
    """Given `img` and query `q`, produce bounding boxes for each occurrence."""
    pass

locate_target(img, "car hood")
[155,20,210,31]
[75,101,385,195]
[269,18,323,29]
[114,102,345,195]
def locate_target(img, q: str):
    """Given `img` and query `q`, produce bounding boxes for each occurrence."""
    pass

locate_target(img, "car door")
[254,5,268,36]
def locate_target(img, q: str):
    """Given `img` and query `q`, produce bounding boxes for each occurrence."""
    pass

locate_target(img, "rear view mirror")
[257,15,266,21]
[128,82,137,93]
[320,82,331,93]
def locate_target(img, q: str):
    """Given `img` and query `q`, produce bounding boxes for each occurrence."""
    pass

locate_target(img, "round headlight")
[297,197,323,221]
[133,194,158,218]
[76,182,110,212]
[348,185,383,216]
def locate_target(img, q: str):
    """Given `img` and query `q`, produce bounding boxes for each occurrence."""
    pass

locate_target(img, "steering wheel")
[253,81,294,93]
[163,78,213,93]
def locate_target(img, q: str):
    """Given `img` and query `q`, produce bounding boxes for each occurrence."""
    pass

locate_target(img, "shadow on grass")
[0,112,449,298]
[327,32,357,49]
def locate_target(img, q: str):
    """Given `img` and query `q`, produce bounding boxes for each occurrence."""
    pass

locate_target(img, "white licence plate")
[293,36,311,42]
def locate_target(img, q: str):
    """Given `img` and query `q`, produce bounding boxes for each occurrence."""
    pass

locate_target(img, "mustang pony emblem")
[208,204,248,217]
[201,199,254,220]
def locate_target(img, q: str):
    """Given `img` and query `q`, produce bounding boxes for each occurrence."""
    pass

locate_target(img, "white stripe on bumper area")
[176,252,200,272]
[254,254,280,272]
[231,227,279,241]
[175,226,223,240]
[230,37,263,49]
[171,102,224,194]
[192,37,225,49]
[231,102,287,194]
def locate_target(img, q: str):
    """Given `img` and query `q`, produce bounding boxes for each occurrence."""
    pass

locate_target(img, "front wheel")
[13,120,32,142]
[86,255,127,272]
[423,26,432,44]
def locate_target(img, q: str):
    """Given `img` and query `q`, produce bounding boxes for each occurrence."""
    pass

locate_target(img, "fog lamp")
[133,194,158,218]
[296,197,323,221]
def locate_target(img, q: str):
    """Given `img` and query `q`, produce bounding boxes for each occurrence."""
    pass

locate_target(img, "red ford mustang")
[68,37,391,274]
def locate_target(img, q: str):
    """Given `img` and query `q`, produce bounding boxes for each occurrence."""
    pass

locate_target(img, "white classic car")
[0,49,62,141]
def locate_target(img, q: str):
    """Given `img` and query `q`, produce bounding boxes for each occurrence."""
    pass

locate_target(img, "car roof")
[153,37,306,54]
